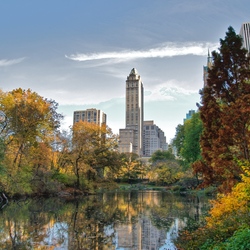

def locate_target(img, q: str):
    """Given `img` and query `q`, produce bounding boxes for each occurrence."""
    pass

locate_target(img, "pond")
[0,191,210,250]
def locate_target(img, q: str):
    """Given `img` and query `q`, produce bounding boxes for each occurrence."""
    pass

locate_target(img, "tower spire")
[207,48,212,66]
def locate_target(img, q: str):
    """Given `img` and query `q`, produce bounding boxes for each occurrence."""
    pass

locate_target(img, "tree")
[148,150,184,185]
[193,26,250,192]
[153,161,182,185]
[176,167,250,249]
[150,150,175,164]
[70,121,119,189]
[0,88,62,168]
[0,88,63,195]
[115,152,141,180]
[172,124,185,157]
[172,112,202,169]
[181,112,202,167]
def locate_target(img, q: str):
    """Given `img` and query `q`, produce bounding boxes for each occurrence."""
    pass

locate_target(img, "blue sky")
[1,0,249,142]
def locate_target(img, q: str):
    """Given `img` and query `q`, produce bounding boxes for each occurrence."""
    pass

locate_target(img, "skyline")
[1,1,250,142]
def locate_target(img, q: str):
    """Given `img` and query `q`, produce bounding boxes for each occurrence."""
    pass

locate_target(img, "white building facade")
[240,22,250,53]
[143,120,168,157]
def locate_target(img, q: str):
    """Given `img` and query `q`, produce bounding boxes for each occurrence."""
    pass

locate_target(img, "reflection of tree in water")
[150,209,175,230]
[0,192,211,249]
[69,198,117,249]
[0,198,64,249]
[150,194,210,232]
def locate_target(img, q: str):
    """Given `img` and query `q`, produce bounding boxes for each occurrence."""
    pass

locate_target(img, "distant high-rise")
[143,120,168,157]
[73,108,107,127]
[119,68,144,156]
[240,22,250,53]
[184,109,195,123]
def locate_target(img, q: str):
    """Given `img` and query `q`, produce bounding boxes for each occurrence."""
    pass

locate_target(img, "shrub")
[171,185,181,192]
[220,227,250,250]
[52,171,75,186]
[176,168,250,249]
[204,186,217,196]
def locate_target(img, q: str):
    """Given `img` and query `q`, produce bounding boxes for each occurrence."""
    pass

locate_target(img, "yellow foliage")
[206,168,250,228]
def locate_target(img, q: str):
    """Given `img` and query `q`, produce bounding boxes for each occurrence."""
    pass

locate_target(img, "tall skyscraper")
[203,50,213,87]
[73,108,107,127]
[119,68,144,156]
[240,22,250,53]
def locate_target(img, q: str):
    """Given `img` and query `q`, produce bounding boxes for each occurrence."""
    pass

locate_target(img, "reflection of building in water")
[115,215,166,250]
[115,213,188,250]
[141,217,166,250]
[116,224,134,249]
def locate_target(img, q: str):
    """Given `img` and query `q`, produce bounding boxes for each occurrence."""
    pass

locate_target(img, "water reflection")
[0,191,210,249]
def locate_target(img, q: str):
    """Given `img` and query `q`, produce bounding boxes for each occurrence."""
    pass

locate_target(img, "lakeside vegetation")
[175,26,250,249]
[0,25,250,248]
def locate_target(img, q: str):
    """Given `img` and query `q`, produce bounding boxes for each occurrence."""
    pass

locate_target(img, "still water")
[0,191,210,250]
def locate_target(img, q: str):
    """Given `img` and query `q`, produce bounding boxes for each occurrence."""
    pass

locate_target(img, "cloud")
[144,80,198,102]
[66,42,218,63]
[0,57,26,67]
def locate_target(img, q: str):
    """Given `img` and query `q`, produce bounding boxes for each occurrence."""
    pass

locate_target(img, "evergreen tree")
[193,26,250,192]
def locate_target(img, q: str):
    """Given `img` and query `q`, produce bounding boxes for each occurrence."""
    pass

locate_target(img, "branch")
[0,192,8,209]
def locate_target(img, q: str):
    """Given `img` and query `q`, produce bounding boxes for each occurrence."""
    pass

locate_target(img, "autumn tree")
[0,88,63,195]
[193,26,250,192]
[115,152,143,181]
[70,121,119,189]
[176,166,250,249]
[148,150,184,185]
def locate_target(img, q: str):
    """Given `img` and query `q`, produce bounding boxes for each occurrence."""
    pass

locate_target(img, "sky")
[1,0,249,142]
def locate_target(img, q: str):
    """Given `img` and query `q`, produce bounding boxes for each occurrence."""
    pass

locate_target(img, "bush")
[176,168,250,249]
[95,179,119,191]
[32,169,65,195]
[204,186,217,196]
[52,171,76,186]
[220,227,250,250]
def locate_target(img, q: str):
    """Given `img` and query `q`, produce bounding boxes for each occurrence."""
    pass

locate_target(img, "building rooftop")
[130,68,138,75]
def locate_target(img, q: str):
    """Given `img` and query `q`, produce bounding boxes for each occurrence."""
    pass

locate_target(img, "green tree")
[149,150,184,185]
[153,161,182,185]
[150,150,175,163]
[172,124,185,157]
[172,112,202,169]
[181,112,202,167]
